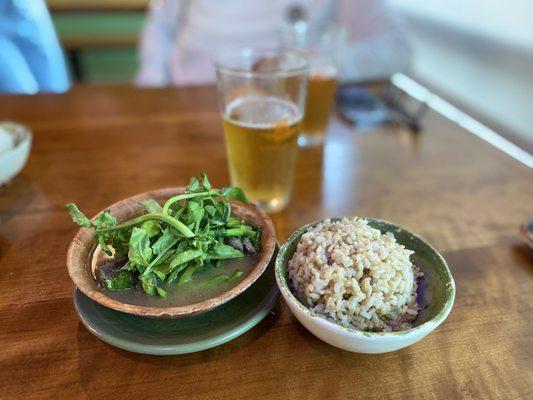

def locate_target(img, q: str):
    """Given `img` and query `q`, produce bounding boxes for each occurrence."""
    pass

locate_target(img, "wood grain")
[0,84,531,399]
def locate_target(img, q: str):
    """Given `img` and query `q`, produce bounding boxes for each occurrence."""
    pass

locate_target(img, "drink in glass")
[216,50,308,212]
[281,25,345,146]
[303,65,337,141]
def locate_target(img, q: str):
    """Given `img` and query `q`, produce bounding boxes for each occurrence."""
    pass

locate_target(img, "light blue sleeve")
[0,36,39,94]
[0,0,70,94]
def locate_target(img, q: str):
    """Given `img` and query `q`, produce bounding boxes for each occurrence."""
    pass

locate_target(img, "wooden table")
[0,85,531,399]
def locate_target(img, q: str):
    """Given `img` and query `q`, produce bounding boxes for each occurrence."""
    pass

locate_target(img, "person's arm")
[0,37,38,94]
[0,0,69,94]
[337,0,411,83]
[135,0,184,87]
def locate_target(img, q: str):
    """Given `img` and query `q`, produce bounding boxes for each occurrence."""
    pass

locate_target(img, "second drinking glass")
[282,25,346,147]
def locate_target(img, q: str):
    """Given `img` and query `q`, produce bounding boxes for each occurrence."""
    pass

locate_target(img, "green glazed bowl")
[275,218,455,354]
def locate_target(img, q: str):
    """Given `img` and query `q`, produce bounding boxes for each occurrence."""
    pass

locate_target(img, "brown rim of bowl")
[66,187,276,319]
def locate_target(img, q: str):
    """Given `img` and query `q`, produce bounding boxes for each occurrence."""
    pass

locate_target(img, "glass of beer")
[215,49,308,212]
[281,25,346,147]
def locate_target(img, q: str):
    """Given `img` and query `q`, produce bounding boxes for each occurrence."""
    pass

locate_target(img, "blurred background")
[48,0,145,84]
[1,0,532,151]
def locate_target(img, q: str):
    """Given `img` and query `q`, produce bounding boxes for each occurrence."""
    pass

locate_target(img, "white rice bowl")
[287,217,422,332]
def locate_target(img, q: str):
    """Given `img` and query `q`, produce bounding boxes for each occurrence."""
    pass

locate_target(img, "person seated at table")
[136,0,410,87]
[0,0,70,94]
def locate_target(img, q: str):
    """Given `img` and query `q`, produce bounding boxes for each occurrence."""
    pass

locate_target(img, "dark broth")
[97,253,260,308]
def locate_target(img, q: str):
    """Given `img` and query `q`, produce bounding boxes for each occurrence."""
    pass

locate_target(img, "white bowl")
[275,218,455,354]
[0,122,32,186]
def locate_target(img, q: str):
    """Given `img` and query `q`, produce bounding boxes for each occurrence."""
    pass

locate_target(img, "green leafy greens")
[67,173,260,297]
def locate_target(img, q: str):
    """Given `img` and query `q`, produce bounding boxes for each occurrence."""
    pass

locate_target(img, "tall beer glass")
[282,25,346,147]
[216,49,308,213]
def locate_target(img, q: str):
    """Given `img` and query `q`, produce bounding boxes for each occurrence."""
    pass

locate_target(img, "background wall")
[389,0,533,149]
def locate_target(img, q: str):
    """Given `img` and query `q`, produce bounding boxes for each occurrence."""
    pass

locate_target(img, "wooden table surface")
[0,85,531,399]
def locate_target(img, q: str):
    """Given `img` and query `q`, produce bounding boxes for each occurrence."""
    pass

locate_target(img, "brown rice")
[288,218,422,332]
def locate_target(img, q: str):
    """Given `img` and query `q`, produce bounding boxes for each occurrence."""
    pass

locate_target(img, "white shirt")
[136,0,409,86]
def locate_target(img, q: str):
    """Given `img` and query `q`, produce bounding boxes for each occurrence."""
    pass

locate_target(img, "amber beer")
[300,67,337,145]
[216,50,308,212]
[222,96,301,212]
